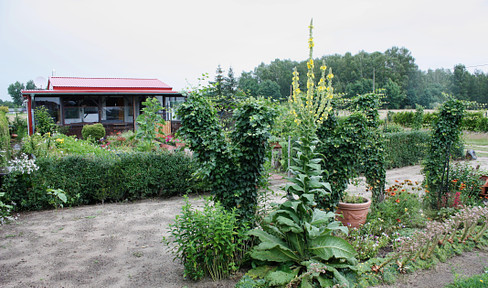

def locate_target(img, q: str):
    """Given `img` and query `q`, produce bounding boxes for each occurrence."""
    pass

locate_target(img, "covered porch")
[22,77,184,137]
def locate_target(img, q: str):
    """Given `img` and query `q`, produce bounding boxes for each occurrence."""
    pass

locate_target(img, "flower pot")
[336,197,371,228]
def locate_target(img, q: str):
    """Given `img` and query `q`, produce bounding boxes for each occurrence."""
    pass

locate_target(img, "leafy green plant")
[34,106,56,135]
[383,130,430,169]
[0,192,14,224]
[412,104,424,130]
[46,188,67,209]
[0,111,10,167]
[345,223,390,261]
[247,21,356,288]
[166,196,248,281]
[8,113,27,140]
[177,84,275,222]
[135,97,166,143]
[81,123,106,142]
[0,106,8,114]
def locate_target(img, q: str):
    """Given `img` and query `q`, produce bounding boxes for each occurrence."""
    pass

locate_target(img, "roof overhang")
[22,90,184,97]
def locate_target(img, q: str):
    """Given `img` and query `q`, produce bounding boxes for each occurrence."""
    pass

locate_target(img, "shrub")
[0,106,8,113]
[423,99,465,209]
[34,106,56,135]
[384,130,430,169]
[81,123,106,141]
[447,162,486,206]
[392,111,415,127]
[9,113,27,140]
[0,111,10,167]
[166,197,248,281]
[2,151,199,210]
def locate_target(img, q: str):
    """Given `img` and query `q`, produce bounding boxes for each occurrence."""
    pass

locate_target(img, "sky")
[1,0,488,101]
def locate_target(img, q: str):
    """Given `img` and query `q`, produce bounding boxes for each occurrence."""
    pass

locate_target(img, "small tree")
[34,106,56,135]
[135,97,166,143]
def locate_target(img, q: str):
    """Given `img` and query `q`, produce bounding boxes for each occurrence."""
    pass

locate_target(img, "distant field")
[6,112,27,121]
[463,132,488,157]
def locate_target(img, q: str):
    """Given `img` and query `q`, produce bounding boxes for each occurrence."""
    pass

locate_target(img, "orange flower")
[425,190,429,193]
[396,218,401,223]
[396,199,400,203]
[395,180,399,183]
[390,192,396,196]
[401,189,406,192]
[451,179,458,183]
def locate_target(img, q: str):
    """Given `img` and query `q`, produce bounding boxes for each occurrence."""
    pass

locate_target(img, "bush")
[9,113,27,140]
[81,123,106,141]
[392,111,415,127]
[0,106,8,113]
[384,130,430,169]
[34,106,56,135]
[2,151,200,211]
[166,197,248,281]
[0,111,10,167]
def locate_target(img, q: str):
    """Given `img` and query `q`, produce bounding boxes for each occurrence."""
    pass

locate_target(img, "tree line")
[215,46,488,109]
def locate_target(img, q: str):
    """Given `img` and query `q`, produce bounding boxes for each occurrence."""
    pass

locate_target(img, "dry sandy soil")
[1,157,487,288]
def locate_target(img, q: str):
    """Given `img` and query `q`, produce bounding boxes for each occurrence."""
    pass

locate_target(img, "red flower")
[395,199,400,203]
[397,219,401,223]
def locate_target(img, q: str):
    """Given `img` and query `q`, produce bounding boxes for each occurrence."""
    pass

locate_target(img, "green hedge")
[392,110,488,132]
[384,131,430,169]
[2,151,203,211]
[0,112,10,167]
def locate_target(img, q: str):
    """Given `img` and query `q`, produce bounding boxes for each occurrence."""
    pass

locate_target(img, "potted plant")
[336,192,371,228]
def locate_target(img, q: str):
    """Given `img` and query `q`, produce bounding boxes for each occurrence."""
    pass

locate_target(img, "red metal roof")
[22,76,181,95]
[48,77,172,90]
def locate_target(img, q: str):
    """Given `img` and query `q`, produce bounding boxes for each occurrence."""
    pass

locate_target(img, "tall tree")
[223,67,237,96]
[257,79,282,100]
[214,65,224,97]
[8,81,25,106]
[238,71,259,97]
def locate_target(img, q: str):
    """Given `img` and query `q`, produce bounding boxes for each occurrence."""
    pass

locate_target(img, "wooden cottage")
[22,77,184,137]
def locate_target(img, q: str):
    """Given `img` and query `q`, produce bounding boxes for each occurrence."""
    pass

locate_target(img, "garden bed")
[1,159,488,288]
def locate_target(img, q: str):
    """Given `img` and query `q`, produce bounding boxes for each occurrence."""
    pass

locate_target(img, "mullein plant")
[248,20,357,288]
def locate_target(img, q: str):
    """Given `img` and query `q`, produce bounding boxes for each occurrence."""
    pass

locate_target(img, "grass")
[444,272,488,287]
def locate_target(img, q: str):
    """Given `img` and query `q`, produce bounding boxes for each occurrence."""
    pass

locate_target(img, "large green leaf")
[310,209,335,226]
[287,231,306,257]
[266,267,300,286]
[251,246,299,263]
[276,216,303,233]
[248,229,288,247]
[309,235,357,262]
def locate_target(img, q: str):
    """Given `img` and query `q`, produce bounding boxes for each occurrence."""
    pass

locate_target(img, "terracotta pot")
[335,197,371,228]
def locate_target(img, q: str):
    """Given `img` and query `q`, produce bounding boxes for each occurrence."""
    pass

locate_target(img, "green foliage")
[412,105,424,130]
[46,188,67,209]
[383,130,430,169]
[444,272,488,288]
[423,99,465,209]
[0,192,13,224]
[0,106,8,113]
[81,123,106,142]
[135,97,166,143]
[392,110,415,127]
[8,113,28,140]
[177,85,275,222]
[166,197,248,281]
[8,81,25,106]
[317,112,369,209]
[248,137,357,287]
[1,152,198,211]
[0,112,10,167]
[462,111,488,132]
[350,93,386,205]
[447,162,486,206]
[34,106,56,135]
[235,275,268,288]
[345,223,390,261]
[374,180,426,233]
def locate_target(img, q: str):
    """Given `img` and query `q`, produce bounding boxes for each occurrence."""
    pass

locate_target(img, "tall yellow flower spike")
[289,19,334,133]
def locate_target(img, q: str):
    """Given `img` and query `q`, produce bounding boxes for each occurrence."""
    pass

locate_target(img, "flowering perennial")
[8,154,39,175]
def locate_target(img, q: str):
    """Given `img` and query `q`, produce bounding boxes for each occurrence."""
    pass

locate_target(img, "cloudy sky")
[1,0,487,101]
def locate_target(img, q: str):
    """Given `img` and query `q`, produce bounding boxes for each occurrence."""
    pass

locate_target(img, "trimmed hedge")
[392,110,488,132]
[2,151,203,211]
[384,131,430,169]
